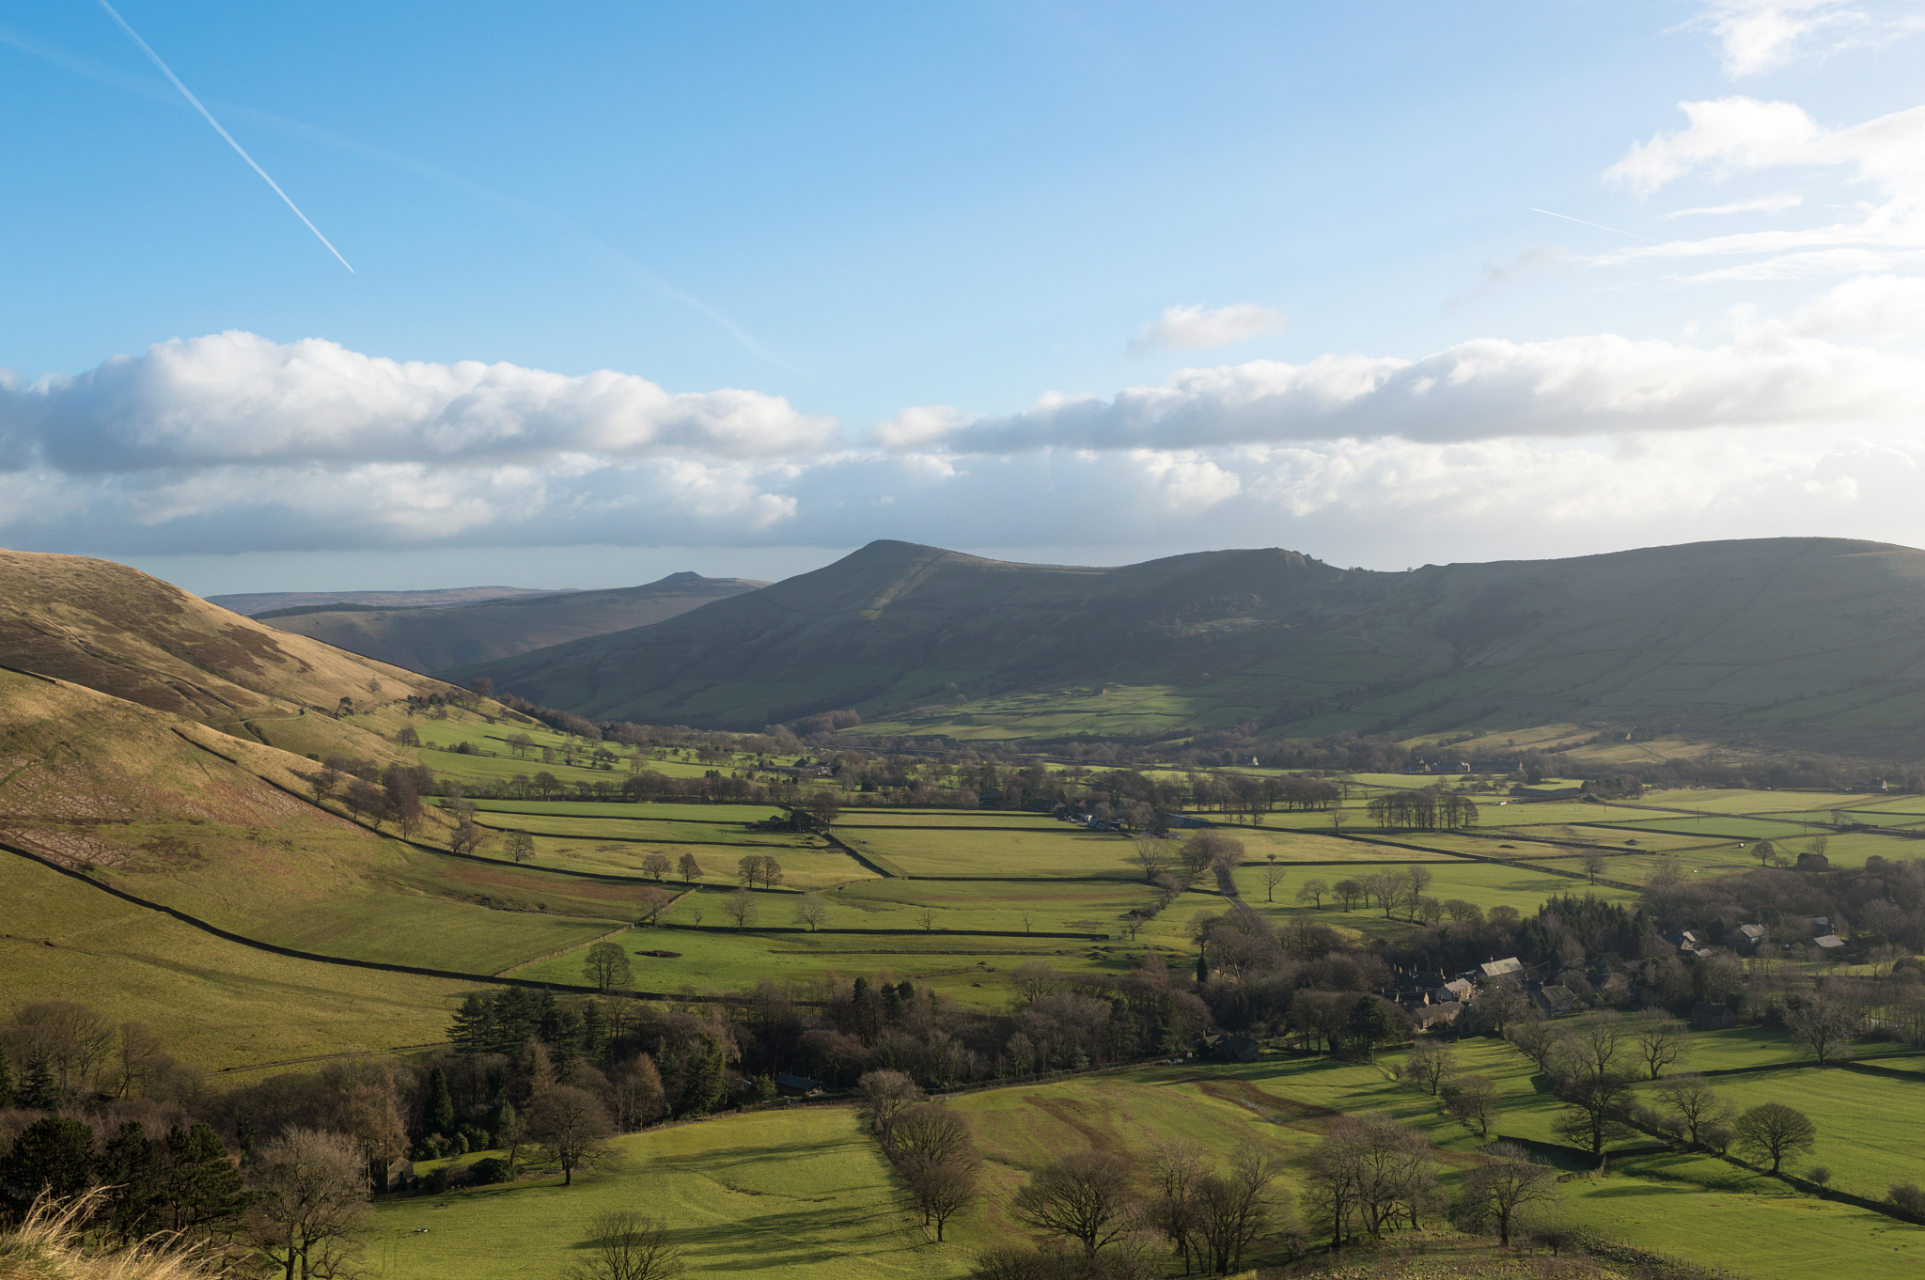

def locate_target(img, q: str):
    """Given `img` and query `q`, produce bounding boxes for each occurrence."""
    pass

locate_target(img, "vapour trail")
[94,0,354,273]
[1527,207,1656,243]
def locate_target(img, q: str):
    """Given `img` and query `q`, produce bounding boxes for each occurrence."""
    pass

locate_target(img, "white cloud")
[887,332,1922,454]
[1662,192,1804,217]
[1695,1,1868,76]
[1126,303,1286,355]
[5,325,1923,564]
[1596,97,1925,281]
[0,330,834,473]
[1794,272,1925,332]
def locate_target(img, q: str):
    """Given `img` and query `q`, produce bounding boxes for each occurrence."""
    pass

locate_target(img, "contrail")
[94,0,354,272]
[1527,207,1656,243]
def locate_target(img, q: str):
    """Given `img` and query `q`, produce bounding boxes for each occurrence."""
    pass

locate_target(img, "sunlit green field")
[369,1107,963,1280]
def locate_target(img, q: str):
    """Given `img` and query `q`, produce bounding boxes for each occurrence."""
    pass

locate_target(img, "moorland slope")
[255,572,764,673]
[447,537,1925,748]
[209,585,557,615]
[0,550,452,725]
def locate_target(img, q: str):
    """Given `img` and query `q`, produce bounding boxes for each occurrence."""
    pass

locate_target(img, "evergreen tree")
[687,1035,727,1114]
[97,1121,158,1243]
[450,994,491,1057]
[19,1052,57,1110]
[1,1116,94,1206]
[427,1067,457,1135]
[159,1123,250,1232]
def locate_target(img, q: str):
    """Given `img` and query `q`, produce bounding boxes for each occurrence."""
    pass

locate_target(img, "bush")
[1890,1184,1925,1222]
[470,1157,512,1185]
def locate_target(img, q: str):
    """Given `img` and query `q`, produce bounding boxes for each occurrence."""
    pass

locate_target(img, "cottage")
[1480,957,1524,980]
[1434,978,1476,1004]
[775,1073,822,1097]
[1737,923,1767,946]
[1533,985,1577,1017]
[1813,934,1846,953]
[1209,1034,1261,1063]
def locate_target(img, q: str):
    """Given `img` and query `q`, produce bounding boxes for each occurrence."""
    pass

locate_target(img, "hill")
[209,585,559,615]
[253,572,764,673]
[446,537,1925,751]
[0,549,462,735]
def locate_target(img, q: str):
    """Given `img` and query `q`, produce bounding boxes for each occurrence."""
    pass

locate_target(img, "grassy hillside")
[258,572,764,673]
[0,549,456,722]
[448,536,1925,751]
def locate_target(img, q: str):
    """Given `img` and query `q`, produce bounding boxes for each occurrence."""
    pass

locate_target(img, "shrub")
[1890,1184,1925,1222]
[470,1157,512,1185]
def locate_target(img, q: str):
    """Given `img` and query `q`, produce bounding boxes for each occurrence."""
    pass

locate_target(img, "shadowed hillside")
[254,571,765,673]
[209,584,557,615]
[447,537,1925,749]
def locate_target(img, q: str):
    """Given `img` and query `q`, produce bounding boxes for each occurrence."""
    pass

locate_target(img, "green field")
[370,1107,962,1280]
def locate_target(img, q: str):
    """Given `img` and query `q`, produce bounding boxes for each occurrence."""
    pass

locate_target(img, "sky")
[3,0,1925,594]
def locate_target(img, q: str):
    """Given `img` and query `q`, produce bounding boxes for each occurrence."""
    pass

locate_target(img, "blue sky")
[3,1,1924,592]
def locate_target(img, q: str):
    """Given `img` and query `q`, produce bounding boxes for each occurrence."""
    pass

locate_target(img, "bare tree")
[1396,1041,1458,1096]
[1442,1074,1499,1138]
[1580,850,1605,882]
[636,886,674,926]
[908,1161,979,1242]
[1149,1140,1207,1274]
[1011,1149,1139,1257]
[1129,836,1170,883]
[795,892,831,931]
[1295,877,1328,909]
[1259,859,1287,903]
[529,1086,616,1186]
[1631,1013,1692,1079]
[6,1001,116,1102]
[856,1070,923,1136]
[1453,1141,1556,1247]
[1195,1146,1290,1275]
[249,1128,371,1280]
[641,852,672,881]
[562,1210,684,1280]
[1733,1102,1816,1174]
[1332,878,1363,911]
[1009,961,1062,1004]
[916,907,939,933]
[676,851,703,883]
[504,830,536,863]
[722,888,758,929]
[1654,1075,1734,1148]
[886,1104,973,1174]
[1786,995,1861,1064]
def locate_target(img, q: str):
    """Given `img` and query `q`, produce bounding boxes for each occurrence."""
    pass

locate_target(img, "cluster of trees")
[310,756,434,838]
[860,1072,980,1242]
[1364,789,1480,832]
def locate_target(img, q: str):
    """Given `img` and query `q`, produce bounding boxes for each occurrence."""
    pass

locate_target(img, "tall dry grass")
[0,1191,218,1280]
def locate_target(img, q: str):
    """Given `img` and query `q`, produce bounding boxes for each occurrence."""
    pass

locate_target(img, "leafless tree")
[1653,1075,1734,1148]
[1295,877,1328,909]
[1259,859,1287,903]
[722,887,758,929]
[1129,836,1170,883]
[908,1161,977,1242]
[562,1210,685,1280]
[856,1070,923,1135]
[1631,1012,1692,1079]
[1442,1074,1499,1138]
[504,830,536,863]
[1580,850,1606,882]
[1396,1041,1457,1096]
[1786,994,1861,1064]
[529,1086,616,1186]
[1194,1147,1290,1275]
[676,851,703,883]
[1011,1149,1139,1257]
[248,1128,371,1280]
[5,1001,115,1102]
[641,852,672,881]
[1148,1140,1207,1273]
[794,892,831,931]
[1010,961,1062,1004]
[916,907,939,933]
[636,886,675,926]
[886,1103,973,1174]
[1453,1141,1557,1247]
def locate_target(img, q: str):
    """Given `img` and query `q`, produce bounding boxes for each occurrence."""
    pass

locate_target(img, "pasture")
[369,1107,961,1280]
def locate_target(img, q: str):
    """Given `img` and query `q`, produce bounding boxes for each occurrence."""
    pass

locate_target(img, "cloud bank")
[2,319,1923,565]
